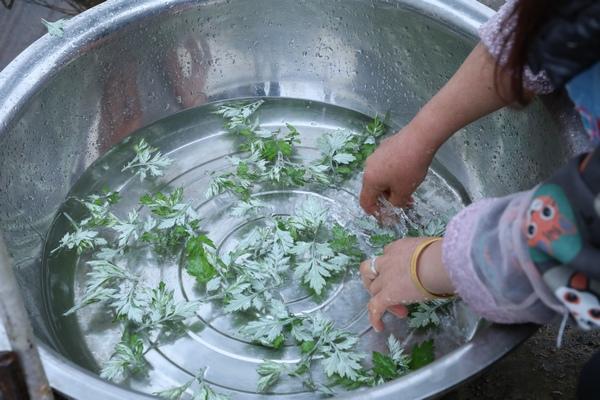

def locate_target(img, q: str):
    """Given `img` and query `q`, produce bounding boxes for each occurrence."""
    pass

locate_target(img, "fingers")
[369,275,384,295]
[359,177,385,215]
[387,191,410,209]
[387,304,409,318]
[360,256,389,295]
[368,292,392,332]
[359,259,376,292]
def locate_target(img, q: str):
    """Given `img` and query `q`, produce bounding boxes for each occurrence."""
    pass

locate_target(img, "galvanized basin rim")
[0,0,538,399]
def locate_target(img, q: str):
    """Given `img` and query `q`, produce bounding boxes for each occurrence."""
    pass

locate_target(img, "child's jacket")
[443,0,600,330]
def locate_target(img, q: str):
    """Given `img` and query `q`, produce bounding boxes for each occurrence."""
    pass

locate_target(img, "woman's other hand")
[360,124,435,214]
[359,237,454,332]
[360,43,518,216]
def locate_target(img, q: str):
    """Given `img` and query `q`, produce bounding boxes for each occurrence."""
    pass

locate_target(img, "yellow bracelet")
[409,237,454,299]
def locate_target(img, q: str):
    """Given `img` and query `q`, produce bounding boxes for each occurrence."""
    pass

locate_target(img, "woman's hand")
[360,43,518,216]
[359,237,454,332]
[360,124,436,215]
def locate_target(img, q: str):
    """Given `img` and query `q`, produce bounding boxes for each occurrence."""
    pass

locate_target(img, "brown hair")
[495,0,560,105]
[2,0,104,14]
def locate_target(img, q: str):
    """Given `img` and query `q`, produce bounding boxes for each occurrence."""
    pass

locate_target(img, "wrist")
[390,119,438,164]
[417,239,454,296]
[403,109,450,153]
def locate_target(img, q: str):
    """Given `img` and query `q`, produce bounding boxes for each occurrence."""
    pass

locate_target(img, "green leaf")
[369,233,396,248]
[335,166,353,175]
[223,292,254,313]
[290,321,312,343]
[142,224,192,255]
[100,329,147,382]
[372,351,398,380]
[322,346,364,380]
[290,210,353,295]
[209,101,311,197]
[293,245,350,295]
[359,143,377,161]
[155,368,229,400]
[294,257,328,295]
[256,361,285,392]
[330,372,372,390]
[332,153,355,164]
[311,118,385,181]
[409,340,435,370]
[408,300,452,329]
[387,335,410,372]
[113,210,139,248]
[206,277,222,292]
[236,161,250,177]
[405,217,447,237]
[239,315,290,347]
[300,340,316,354]
[122,138,173,182]
[291,360,311,377]
[139,190,200,254]
[64,259,130,315]
[366,115,386,138]
[143,282,197,330]
[41,18,66,37]
[329,224,360,254]
[214,100,264,131]
[76,191,120,229]
[260,139,280,161]
[140,188,188,220]
[185,235,218,283]
[111,280,147,323]
[155,383,190,399]
[51,213,108,255]
[271,334,285,349]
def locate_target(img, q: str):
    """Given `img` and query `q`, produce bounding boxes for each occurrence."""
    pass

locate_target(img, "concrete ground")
[450,324,599,400]
[1,1,598,399]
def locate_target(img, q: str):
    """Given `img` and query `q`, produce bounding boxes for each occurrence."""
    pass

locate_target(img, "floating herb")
[122,138,173,182]
[51,213,108,255]
[155,368,229,400]
[408,299,453,329]
[41,18,67,37]
[409,339,435,370]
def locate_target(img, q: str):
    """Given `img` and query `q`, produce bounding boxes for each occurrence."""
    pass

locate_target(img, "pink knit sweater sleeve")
[442,190,564,325]
[478,0,555,94]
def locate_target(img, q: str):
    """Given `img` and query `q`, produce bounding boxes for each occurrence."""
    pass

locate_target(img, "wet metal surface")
[0,0,590,399]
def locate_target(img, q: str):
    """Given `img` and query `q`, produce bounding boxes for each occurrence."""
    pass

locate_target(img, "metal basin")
[0,0,589,398]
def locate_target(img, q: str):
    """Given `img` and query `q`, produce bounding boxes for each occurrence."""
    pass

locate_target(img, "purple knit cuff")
[442,199,539,323]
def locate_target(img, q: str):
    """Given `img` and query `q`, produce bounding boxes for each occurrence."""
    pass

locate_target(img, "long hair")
[2,0,104,14]
[495,0,562,105]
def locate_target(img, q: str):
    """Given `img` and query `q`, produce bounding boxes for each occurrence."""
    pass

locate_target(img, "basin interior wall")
[0,0,588,398]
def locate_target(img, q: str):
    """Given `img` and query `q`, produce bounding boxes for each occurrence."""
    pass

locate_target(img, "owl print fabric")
[525,147,600,330]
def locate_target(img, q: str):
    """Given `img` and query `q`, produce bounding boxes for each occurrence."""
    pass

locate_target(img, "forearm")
[360,44,523,212]
[406,43,524,150]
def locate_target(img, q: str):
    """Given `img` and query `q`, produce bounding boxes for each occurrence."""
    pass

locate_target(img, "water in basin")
[42,97,479,398]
